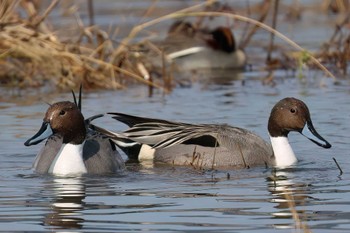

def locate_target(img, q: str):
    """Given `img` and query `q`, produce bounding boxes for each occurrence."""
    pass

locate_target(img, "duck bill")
[24,121,53,146]
[301,120,331,149]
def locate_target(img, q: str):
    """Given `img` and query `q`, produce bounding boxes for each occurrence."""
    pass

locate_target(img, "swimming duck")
[24,89,125,175]
[139,21,246,70]
[93,97,331,169]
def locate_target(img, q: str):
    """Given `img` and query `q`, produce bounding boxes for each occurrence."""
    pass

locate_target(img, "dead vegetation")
[0,0,348,91]
[0,0,156,91]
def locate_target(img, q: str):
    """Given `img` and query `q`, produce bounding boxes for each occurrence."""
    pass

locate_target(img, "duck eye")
[59,110,66,116]
[290,108,296,113]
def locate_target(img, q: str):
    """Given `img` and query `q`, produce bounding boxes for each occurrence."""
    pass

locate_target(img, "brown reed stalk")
[88,0,94,26]
[283,192,312,233]
[239,0,271,49]
[266,0,279,62]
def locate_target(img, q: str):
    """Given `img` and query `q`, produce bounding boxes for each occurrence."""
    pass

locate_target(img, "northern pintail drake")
[93,97,331,169]
[24,89,125,175]
[139,21,246,70]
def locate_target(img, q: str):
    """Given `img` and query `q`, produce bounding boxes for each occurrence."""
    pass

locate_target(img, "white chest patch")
[270,136,298,167]
[49,142,87,175]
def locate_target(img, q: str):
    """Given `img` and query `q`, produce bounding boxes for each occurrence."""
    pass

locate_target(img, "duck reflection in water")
[43,177,86,230]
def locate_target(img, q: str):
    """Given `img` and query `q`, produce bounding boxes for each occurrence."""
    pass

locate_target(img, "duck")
[138,21,246,70]
[24,88,125,175]
[92,97,331,169]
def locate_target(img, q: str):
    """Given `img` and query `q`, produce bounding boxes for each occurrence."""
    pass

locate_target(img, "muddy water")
[1,1,350,232]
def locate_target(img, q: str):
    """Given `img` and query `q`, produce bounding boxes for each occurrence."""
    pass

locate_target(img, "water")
[2,1,350,232]
[1,74,349,232]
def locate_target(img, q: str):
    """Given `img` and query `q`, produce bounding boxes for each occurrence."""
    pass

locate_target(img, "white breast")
[49,142,87,175]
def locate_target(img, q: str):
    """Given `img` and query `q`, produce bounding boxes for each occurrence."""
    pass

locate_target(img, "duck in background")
[92,97,331,169]
[24,87,125,175]
[138,21,246,71]
[167,21,246,70]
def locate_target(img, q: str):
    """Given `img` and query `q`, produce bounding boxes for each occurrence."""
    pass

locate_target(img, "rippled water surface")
[1,75,350,232]
[1,1,350,232]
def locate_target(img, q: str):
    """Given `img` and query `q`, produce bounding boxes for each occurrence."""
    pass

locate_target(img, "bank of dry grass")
[0,0,346,91]
[0,0,158,91]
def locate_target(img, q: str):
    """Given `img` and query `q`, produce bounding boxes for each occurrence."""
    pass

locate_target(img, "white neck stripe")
[270,136,298,167]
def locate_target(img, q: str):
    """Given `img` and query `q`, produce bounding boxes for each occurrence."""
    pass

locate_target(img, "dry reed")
[0,0,343,91]
[0,0,159,90]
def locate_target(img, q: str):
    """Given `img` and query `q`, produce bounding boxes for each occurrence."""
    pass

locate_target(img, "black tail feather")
[72,84,83,111]
[108,112,176,127]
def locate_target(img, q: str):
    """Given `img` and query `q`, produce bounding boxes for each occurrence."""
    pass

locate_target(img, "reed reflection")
[267,169,312,232]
